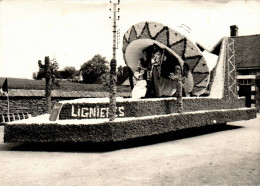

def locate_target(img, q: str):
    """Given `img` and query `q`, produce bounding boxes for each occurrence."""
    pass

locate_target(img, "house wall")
[256,77,260,111]
[237,74,260,112]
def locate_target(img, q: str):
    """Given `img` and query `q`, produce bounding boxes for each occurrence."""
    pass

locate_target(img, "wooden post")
[109,59,117,121]
[45,57,52,113]
[7,94,10,116]
[175,77,183,113]
[169,70,183,114]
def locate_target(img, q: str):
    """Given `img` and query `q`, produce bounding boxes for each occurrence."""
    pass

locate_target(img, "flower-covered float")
[4,22,256,143]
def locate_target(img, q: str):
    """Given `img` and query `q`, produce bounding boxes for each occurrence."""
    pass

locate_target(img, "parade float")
[4,22,256,143]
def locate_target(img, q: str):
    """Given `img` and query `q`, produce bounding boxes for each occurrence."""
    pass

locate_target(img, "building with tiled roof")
[197,26,259,110]
[234,34,260,75]
[229,26,260,111]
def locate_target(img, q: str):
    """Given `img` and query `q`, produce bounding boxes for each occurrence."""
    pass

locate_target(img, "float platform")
[4,104,256,143]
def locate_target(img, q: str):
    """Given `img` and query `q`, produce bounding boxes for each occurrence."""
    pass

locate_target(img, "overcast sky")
[0,0,260,79]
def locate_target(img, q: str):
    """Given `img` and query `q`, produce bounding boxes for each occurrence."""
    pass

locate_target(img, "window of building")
[239,79,251,85]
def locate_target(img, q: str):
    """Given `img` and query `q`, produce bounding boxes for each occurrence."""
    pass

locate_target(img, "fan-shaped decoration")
[122,21,210,96]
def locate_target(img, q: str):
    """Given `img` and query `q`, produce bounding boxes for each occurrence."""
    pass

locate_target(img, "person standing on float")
[132,49,151,98]
[151,44,163,97]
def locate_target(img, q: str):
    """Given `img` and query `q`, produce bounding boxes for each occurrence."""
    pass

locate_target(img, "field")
[0,77,131,92]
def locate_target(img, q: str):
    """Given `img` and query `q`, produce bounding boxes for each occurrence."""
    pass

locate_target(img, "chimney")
[230,25,238,37]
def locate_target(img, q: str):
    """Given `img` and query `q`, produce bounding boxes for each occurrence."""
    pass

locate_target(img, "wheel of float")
[122,21,210,96]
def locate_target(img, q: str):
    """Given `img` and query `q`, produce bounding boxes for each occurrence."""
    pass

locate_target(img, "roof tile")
[234,35,260,68]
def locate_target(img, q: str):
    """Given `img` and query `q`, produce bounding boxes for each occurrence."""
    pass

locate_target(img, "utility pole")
[110,0,120,60]
[108,0,120,121]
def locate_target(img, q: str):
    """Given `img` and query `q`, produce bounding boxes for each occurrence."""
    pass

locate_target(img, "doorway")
[238,85,252,107]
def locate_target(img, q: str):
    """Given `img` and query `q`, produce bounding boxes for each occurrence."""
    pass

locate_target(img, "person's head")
[142,49,147,53]
[152,43,159,52]
[175,65,182,76]
[142,49,148,58]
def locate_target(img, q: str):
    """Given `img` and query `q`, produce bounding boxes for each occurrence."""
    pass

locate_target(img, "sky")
[0,0,260,79]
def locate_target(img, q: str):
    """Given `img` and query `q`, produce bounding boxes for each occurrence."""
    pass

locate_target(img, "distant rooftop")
[197,34,260,69]
[233,34,260,69]
[0,89,131,98]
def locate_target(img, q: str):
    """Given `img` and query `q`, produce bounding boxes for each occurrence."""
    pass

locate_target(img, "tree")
[61,66,77,79]
[49,58,60,86]
[32,72,37,80]
[80,54,109,83]
[32,68,45,80]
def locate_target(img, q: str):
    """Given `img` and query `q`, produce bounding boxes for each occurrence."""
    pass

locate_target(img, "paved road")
[0,114,259,186]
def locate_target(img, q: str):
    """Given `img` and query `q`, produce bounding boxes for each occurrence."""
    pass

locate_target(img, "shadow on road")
[2,124,242,152]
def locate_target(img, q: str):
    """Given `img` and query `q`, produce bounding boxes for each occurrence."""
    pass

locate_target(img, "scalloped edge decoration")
[122,36,129,53]
[139,23,152,39]
[128,26,138,43]
[193,58,209,73]
[184,56,201,72]
[195,74,210,87]
[184,40,201,58]
[193,73,209,86]
[124,27,132,42]
[155,27,169,46]
[170,39,185,58]
[169,29,185,46]
[148,22,165,38]
[134,22,146,38]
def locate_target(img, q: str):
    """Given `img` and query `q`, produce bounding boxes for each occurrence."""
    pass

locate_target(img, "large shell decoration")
[122,21,210,96]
